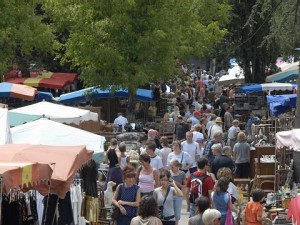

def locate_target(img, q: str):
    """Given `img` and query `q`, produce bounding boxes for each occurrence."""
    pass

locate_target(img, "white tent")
[10,101,98,125]
[217,66,245,86]
[11,119,105,161]
[0,108,12,144]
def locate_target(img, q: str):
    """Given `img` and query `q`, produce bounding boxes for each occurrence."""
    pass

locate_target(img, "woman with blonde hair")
[233,132,250,178]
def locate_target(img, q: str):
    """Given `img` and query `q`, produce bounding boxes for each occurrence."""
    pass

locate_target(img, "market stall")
[9,101,98,125]
[0,82,37,101]
[11,118,106,163]
[0,144,93,198]
[0,162,53,193]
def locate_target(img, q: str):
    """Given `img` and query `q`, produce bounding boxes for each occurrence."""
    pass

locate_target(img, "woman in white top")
[167,141,193,173]
[160,136,172,168]
[119,142,130,170]
[153,169,183,225]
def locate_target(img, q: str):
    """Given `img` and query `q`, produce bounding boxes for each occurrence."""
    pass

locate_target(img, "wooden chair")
[98,189,113,225]
[251,147,275,193]
[234,178,251,201]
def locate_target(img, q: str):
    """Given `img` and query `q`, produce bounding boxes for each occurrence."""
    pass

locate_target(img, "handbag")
[225,193,234,225]
[111,184,123,220]
[157,186,170,220]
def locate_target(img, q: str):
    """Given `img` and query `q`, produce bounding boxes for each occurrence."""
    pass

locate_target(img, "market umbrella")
[6,72,78,90]
[0,144,93,198]
[10,101,98,125]
[240,83,297,93]
[267,62,299,83]
[11,119,106,163]
[0,82,37,101]
[0,162,53,193]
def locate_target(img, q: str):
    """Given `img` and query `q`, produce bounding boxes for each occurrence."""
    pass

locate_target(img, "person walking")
[153,169,183,225]
[211,177,237,225]
[233,132,251,178]
[112,165,141,225]
[130,196,162,225]
[170,160,186,225]
[188,196,210,225]
[186,158,214,217]
[137,154,160,197]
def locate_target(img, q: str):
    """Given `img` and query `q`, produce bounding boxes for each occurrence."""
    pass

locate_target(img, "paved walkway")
[179,200,190,225]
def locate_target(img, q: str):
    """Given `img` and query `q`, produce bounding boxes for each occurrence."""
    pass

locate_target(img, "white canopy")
[0,108,12,144]
[276,129,300,151]
[11,119,105,155]
[10,101,98,125]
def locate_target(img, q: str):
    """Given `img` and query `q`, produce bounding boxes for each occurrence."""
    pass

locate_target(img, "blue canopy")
[58,87,153,103]
[266,94,297,116]
[36,91,55,101]
[241,83,297,93]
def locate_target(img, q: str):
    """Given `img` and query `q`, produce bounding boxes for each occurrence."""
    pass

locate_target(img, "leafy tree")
[44,0,230,92]
[0,0,55,78]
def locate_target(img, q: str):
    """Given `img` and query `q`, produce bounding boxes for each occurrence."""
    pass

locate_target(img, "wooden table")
[250,146,275,178]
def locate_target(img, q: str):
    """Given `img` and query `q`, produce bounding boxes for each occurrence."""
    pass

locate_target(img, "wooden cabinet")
[250,146,275,178]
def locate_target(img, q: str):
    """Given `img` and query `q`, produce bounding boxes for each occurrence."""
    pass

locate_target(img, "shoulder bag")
[225,193,234,225]
[111,184,123,220]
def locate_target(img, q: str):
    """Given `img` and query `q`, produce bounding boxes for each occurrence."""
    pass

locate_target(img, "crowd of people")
[103,66,271,225]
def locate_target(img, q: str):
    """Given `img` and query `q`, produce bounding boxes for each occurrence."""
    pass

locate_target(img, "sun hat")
[215,117,223,123]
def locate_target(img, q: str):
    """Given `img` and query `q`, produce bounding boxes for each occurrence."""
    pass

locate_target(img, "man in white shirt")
[181,131,201,173]
[146,141,163,171]
[113,112,128,131]
[208,117,223,140]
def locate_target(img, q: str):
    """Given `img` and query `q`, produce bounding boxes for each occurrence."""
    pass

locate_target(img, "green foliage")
[44,0,230,90]
[0,0,56,76]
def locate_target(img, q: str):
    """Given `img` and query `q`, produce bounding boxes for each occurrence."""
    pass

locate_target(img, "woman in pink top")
[137,154,160,197]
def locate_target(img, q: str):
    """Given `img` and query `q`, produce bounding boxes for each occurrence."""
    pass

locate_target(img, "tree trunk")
[293,62,300,182]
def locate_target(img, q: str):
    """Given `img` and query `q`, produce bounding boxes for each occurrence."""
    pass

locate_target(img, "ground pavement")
[179,200,190,225]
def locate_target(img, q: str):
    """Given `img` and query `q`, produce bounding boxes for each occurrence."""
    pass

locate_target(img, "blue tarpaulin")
[58,87,153,103]
[266,94,297,116]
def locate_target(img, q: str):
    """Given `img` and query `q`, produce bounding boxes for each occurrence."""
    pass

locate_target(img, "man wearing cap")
[190,111,200,126]
[174,115,189,141]
[207,117,223,140]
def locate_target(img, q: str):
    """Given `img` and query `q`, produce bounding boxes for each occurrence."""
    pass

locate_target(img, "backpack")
[189,174,208,203]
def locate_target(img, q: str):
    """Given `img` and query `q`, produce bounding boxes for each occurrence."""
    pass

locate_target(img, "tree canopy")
[0,0,56,77]
[43,0,230,90]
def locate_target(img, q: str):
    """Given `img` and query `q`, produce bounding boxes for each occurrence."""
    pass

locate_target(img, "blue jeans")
[189,203,196,217]
[173,196,183,221]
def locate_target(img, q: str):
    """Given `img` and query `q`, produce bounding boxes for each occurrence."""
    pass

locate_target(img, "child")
[243,188,272,225]
[119,142,130,170]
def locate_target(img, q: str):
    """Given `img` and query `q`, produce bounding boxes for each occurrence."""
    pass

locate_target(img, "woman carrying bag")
[112,165,141,225]
[153,169,183,225]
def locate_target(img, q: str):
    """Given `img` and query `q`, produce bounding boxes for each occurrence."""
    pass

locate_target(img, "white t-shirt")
[192,131,204,142]
[113,116,128,128]
[150,155,163,170]
[167,151,193,168]
[181,141,201,167]
[228,126,240,140]
[208,124,223,140]
[140,147,162,158]
[160,147,172,167]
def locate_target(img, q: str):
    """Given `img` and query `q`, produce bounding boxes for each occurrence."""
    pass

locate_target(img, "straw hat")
[215,117,223,123]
